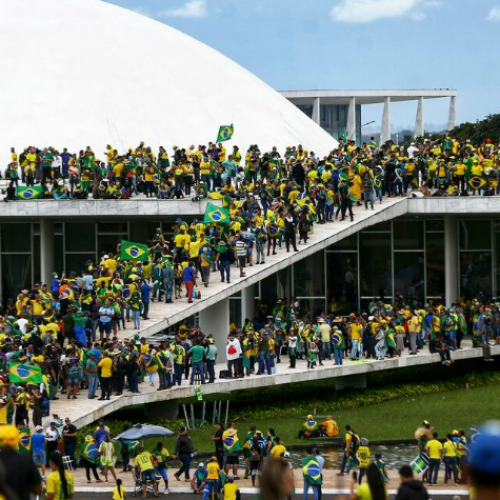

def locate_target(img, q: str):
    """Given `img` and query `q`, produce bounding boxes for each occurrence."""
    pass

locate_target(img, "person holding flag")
[222,423,241,479]
[302,447,322,500]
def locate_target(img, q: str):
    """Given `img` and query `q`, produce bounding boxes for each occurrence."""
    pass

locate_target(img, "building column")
[347,97,356,142]
[447,96,456,131]
[199,298,230,358]
[444,215,459,308]
[414,97,424,138]
[241,284,255,324]
[312,98,320,125]
[40,219,54,286]
[380,97,391,144]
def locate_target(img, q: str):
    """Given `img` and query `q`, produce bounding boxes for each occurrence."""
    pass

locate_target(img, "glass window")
[360,233,392,299]
[327,233,358,251]
[278,268,292,297]
[294,252,325,297]
[54,235,64,276]
[33,235,41,284]
[260,273,278,305]
[97,222,128,234]
[1,223,31,252]
[65,222,95,252]
[460,252,492,298]
[394,252,425,302]
[326,252,358,313]
[426,232,445,298]
[297,298,326,318]
[426,220,444,232]
[2,254,32,300]
[65,253,96,274]
[229,298,242,326]
[98,235,123,258]
[459,220,491,250]
[393,221,424,250]
[363,221,391,232]
[130,222,161,244]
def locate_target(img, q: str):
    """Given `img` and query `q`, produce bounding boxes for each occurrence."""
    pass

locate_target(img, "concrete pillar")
[145,399,179,419]
[40,219,55,286]
[312,98,321,125]
[447,96,456,131]
[335,373,367,390]
[444,215,459,308]
[414,97,424,138]
[347,97,357,142]
[241,284,255,324]
[380,97,391,144]
[199,298,230,359]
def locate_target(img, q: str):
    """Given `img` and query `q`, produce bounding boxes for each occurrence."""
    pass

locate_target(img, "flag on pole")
[9,362,43,385]
[120,240,150,262]
[16,186,43,200]
[216,124,234,143]
[204,202,230,225]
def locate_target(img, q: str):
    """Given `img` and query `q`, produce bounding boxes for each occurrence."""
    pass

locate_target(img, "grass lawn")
[141,383,500,454]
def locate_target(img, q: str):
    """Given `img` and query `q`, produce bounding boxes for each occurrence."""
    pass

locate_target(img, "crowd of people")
[0,415,500,500]
[4,137,500,202]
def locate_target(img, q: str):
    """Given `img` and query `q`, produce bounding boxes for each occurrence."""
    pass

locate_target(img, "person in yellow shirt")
[134,447,159,498]
[321,415,339,438]
[426,432,443,485]
[198,456,221,497]
[222,476,240,500]
[113,479,126,500]
[357,438,371,483]
[443,434,459,485]
[46,452,75,500]
[97,353,113,400]
[270,437,286,459]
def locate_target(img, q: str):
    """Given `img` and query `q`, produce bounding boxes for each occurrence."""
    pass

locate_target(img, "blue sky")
[105,0,500,132]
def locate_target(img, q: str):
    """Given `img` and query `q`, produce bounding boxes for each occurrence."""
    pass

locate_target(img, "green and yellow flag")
[9,362,43,385]
[216,124,234,143]
[16,186,43,200]
[120,240,149,262]
[204,202,230,225]
[468,176,487,191]
[302,457,322,486]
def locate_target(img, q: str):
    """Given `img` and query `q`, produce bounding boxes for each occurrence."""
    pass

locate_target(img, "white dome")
[0,0,337,157]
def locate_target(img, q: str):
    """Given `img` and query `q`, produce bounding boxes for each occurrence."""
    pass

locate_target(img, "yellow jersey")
[46,471,75,500]
[427,439,443,459]
[206,461,220,480]
[135,451,155,472]
[222,483,239,500]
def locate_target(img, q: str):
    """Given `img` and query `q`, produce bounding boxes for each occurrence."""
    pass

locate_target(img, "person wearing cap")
[61,417,78,470]
[0,425,43,500]
[357,438,371,484]
[45,421,59,459]
[198,456,221,497]
[190,462,207,493]
[32,425,47,480]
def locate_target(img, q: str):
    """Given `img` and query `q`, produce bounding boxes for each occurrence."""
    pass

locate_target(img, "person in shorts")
[32,426,46,480]
[134,446,159,498]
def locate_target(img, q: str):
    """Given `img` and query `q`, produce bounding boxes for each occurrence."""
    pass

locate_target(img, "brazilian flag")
[120,240,149,262]
[468,176,487,191]
[216,124,234,143]
[19,427,31,455]
[223,431,241,453]
[302,457,322,486]
[332,331,344,349]
[204,202,230,225]
[80,441,100,464]
[16,186,43,200]
[9,362,43,385]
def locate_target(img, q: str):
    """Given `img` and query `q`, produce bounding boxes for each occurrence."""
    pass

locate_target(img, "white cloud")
[330,0,438,23]
[131,5,154,18]
[487,6,500,21]
[160,0,207,18]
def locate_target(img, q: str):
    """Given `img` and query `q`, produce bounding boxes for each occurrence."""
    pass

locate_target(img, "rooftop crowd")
[4,137,500,202]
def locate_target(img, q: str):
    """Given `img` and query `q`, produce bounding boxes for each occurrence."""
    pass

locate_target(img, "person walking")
[174,427,194,482]
[99,434,118,483]
[183,261,197,304]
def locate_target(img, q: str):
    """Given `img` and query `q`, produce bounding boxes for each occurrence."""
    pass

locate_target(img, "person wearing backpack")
[338,425,360,477]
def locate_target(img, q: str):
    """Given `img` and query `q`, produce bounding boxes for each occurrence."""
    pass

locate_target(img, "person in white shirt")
[407,142,419,159]
[226,334,242,378]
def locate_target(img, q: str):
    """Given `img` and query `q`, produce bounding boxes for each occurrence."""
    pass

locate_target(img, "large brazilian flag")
[302,457,322,486]
[216,124,234,143]
[9,362,43,384]
[16,186,43,200]
[204,202,230,225]
[120,240,149,262]
[223,431,241,453]
[468,176,487,191]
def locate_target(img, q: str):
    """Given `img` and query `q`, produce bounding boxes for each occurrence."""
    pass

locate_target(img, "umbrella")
[113,424,175,441]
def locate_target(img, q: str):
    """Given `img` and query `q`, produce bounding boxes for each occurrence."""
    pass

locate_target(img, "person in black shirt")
[0,425,43,500]
[62,417,78,469]
[212,422,224,469]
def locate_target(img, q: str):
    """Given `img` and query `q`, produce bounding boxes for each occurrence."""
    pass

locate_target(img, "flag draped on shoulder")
[223,430,241,453]
[216,124,234,143]
[120,240,149,262]
[302,457,322,485]
[16,186,43,200]
[9,362,43,384]
[204,202,230,225]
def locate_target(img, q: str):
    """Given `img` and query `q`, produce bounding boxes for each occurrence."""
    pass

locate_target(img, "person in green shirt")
[188,340,206,385]
[152,442,171,493]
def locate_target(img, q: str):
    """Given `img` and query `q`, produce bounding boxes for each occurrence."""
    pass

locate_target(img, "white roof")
[0,0,337,157]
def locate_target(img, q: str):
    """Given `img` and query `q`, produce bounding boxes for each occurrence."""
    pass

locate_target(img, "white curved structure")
[0,0,337,156]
